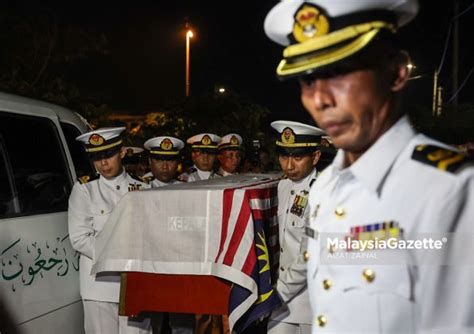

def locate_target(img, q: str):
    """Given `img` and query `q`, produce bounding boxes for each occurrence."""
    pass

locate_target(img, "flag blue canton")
[231,217,282,333]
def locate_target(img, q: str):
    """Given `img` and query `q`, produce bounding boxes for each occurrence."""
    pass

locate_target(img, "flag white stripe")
[217,189,246,263]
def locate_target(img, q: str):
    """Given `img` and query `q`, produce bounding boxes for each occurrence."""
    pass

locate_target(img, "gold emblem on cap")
[293,4,330,43]
[160,138,173,151]
[89,134,105,146]
[230,135,239,145]
[281,127,296,145]
[202,135,212,145]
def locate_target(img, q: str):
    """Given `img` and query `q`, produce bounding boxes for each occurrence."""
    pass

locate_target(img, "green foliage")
[120,95,271,152]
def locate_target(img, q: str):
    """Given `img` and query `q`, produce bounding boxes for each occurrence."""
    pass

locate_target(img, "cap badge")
[293,4,330,43]
[230,135,239,145]
[160,138,173,151]
[281,127,296,145]
[202,135,212,145]
[89,134,105,146]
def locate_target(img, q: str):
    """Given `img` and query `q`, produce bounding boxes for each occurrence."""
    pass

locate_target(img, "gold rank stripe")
[278,29,380,77]
[276,141,319,147]
[192,145,218,149]
[86,139,123,152]
[283,21,396,58]
[150,150,180,155]
[437,153,466,171]
[218,144,241,149]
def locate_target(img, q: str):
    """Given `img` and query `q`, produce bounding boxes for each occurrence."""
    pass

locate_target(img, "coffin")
[92,174,282,330]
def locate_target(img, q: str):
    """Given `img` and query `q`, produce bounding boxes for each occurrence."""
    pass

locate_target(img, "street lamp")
[185,29,193,97]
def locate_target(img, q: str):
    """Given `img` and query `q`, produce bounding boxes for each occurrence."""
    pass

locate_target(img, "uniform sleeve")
[276,252,308,303]
[68,182,95,259]
[276,179,309,303]
[418,169,474,333]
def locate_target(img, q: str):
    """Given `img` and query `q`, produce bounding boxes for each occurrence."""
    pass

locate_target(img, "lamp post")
[185,29,193,97]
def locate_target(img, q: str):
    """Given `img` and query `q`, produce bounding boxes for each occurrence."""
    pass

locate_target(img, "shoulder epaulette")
[412,145,471,173]
[129,173,146,183]
[77,173,99,184]
[139,175,155,184]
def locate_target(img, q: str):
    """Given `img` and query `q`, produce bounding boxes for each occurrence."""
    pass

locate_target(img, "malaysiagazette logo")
[328,236,448,253]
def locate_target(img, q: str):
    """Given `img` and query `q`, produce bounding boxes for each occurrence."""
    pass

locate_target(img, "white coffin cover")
[91,173,281,328]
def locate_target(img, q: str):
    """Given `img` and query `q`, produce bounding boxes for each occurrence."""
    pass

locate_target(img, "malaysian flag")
[214,180,282,332]
[92,174,283,332]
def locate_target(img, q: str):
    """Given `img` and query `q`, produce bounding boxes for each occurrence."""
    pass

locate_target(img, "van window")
[0,139,19,216]
[61,122,94,178]
[0,112,71,218]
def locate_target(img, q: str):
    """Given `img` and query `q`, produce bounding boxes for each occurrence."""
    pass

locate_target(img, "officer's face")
[150,158,179,182]
[93,148,126,179]
[218,150,242,174]
[192,150,216,171]
[278,151,320,182]
[299,62,409,158]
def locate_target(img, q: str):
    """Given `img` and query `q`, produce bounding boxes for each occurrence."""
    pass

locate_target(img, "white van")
[0,92,92,333]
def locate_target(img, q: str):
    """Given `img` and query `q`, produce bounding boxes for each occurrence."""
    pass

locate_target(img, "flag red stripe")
[223,192,252,266]
[241,240,257,275]
[215,189,235,261]
[251,206,278,221]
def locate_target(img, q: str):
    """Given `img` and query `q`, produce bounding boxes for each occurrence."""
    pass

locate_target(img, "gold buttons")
[116,185,120,190]
[303,251,310,262]
[322,279,332,290]
[100,209,104,214]
[317,315,327,327]
[334,207,346,219]
[362,268,376,283]
[280,266,285,272]
[291,221,295,226]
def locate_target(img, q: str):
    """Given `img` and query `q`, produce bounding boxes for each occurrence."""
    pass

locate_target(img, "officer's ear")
[119,147,127,159]
[312,150,321,166]
[390,51,411,92]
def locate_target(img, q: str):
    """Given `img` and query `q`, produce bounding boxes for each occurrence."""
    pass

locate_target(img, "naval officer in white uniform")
[143,136,184,188]
[264,0,474,332]
[179,133,221,182]
[68,127,151,334]
[268,121,324,334]
[216,133,243,177]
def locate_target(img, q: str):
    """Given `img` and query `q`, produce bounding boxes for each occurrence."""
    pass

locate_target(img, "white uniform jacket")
[180,166,215,182]
[306,116,474,333]
[272,169,316,325]
[150,178,182,188]
[214,167,236,177]
[68,170,149,302]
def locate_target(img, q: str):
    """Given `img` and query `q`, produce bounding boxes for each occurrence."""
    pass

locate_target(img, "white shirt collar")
[332,115,416,194]
[99,168,127,185]
[195,166,212,180]
[291,168,317,188]
[218,167,235,177]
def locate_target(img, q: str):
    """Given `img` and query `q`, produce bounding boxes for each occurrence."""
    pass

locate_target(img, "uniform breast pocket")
[329,265,414,332]
[90,205,113,233]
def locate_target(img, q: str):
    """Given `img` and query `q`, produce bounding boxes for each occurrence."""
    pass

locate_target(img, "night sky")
[2,0,474,124]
